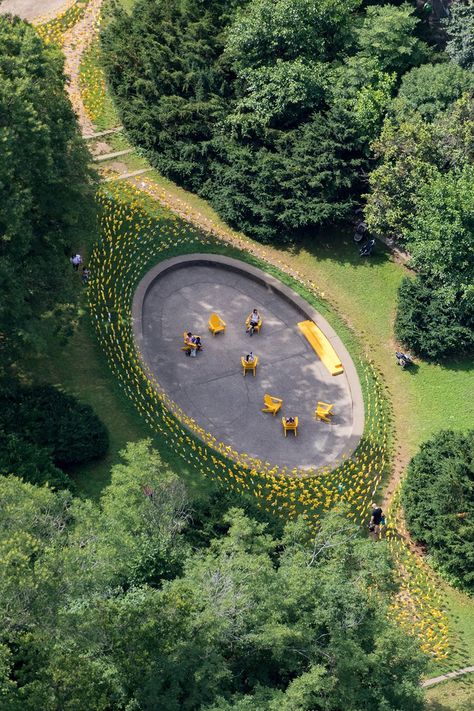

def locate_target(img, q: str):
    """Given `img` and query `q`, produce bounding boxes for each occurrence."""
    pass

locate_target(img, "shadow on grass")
[282,224,394,269]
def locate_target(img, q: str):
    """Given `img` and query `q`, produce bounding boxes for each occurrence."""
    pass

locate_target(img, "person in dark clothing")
[369,503,384,538]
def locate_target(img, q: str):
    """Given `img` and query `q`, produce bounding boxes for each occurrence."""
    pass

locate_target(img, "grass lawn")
[425,677,474,710]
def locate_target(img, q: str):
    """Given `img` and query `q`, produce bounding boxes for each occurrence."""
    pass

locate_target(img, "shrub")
[402,429,474,591]
[0,385,109,467]
[395,276,474,361]
[0,432,70,490]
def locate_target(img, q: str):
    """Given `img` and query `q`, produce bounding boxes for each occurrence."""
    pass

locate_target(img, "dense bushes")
[0,384,109,487]
[402,430,474,591]
[395,277,474,361]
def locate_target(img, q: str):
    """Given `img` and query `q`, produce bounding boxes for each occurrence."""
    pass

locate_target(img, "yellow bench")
[297,321,343,376]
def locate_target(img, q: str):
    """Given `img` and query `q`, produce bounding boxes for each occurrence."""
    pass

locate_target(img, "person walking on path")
[369,503,385,539]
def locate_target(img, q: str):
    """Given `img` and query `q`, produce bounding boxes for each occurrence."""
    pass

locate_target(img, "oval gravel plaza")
[133,255,365,472]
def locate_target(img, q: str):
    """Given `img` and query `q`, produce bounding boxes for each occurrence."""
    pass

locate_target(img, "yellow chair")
[241,355,259,376]
[315,402,334,423]
[246,314,263,334]
[282,416,298,437]
[181,332,199,353]
[208,312,226,335]
[262,394,282,416]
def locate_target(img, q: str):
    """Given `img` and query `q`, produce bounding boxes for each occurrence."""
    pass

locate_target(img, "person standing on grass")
[369,502,384,539]
[70,253,82,271]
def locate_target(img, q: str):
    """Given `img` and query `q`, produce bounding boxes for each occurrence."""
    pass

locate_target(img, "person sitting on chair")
[245,352,255,362]
[285,417,295,424]
[247,309,261,336]
[192,335,202,350]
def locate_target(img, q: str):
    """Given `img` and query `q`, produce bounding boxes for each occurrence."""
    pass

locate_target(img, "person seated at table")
[246,308,261,336]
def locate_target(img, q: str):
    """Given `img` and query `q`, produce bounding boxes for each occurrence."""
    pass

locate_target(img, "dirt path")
[62,0,103,135]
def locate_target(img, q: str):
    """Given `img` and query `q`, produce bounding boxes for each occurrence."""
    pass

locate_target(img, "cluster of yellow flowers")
[89,182,390,536]
[386,489,451,660]
[36,0,89,45]
[79,41,117,125]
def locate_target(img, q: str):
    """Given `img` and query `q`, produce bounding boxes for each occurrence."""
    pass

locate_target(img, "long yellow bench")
[297,320,344,376]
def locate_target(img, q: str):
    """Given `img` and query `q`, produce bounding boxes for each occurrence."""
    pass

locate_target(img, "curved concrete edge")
[132,253,365,467]
[422,666,474,688]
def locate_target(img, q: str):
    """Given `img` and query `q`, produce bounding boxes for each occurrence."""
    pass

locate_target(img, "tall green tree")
[224,0,361,70]
[393,61,474,122]
[402,429,474,591]
[356,3,431,75]
[443,0,474,71]
[0,16,96,372]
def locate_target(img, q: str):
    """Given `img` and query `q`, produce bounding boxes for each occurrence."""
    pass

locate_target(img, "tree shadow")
[281,224,394,269]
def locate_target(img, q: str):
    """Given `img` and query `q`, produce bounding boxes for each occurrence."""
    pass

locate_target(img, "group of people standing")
[70,253,89,284]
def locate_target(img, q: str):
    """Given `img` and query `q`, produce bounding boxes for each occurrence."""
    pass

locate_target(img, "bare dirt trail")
[62,0,103,135]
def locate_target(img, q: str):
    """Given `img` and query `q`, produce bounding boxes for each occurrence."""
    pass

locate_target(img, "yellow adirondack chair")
[245,314,263,334]
[241,355,259,376]
[208,312,226,335]
[282,416,298,437]
[181,332,199,353]
[315,402,334,423]
[262,394,283,416]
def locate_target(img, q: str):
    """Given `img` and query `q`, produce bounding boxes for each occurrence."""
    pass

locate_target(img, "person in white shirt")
[247,309,261,336]
[70,254,82,271]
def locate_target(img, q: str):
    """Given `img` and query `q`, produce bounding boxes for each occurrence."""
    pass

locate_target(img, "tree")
[224,0,361,70]
[227,59,329,130]
[0,431,69,490]
[395,275,474,360]
[0,16,96,373]
[100,0,237,192]
[356,3,431,75]
[364,115,440,239]
[394,61,474,122]
[402,430,474,591]
[443,0,474,71]
[406,164,474,298]
[0,470,427,711]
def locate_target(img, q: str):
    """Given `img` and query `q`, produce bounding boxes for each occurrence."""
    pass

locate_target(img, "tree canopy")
[102,0,430,243]
[0,16,96,374]
[0,441,426,710]
[402,429,474,591]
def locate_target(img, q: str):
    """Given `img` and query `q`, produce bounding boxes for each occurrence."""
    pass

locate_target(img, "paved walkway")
[135,256,363,472]
[422,665,474,688]
[1,0,71,21]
